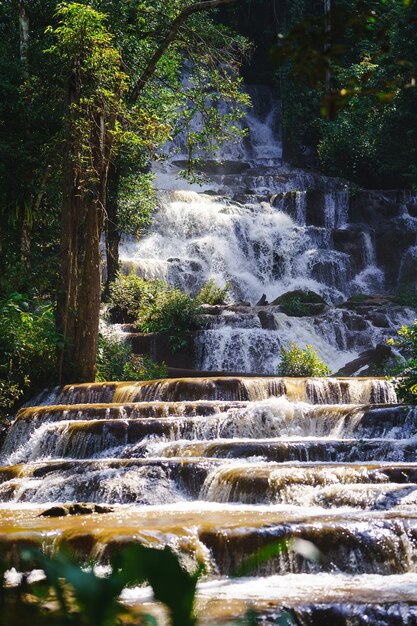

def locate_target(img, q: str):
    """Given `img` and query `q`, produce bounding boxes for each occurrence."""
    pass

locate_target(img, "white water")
[117,86,416,374]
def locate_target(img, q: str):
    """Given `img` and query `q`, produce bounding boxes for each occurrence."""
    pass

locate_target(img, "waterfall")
[1,372,417,621]
[118,86,416,374]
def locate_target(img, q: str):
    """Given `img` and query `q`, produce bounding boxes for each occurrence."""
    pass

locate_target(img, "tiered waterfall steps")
[2,377,417,624]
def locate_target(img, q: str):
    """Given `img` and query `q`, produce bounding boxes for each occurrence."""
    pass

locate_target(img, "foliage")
[393,284,417,310]
[115,171,156,236]
[107,273,165,323]
[137,288,202,352]
[197,278,230,305]
[108,273,202,351]
[0,292,60,417]
[388,321,417,402]
[96,334,167,382]
[1,544,200,626]
[272,0,417,186]
[277,342,331,377]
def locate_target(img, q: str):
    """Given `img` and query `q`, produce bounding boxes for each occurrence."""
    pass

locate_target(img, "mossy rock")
[271,290,327,316]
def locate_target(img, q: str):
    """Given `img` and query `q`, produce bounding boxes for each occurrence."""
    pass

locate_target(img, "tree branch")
[130,0,238,101]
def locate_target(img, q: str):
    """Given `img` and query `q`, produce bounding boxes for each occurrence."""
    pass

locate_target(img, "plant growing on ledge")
[388,321,417,402]
[197,278,231,305]
[136,288,202,352]
[277,343,331,377]
[96,334,167,382]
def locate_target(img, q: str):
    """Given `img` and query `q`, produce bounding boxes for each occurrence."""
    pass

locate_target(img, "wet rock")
[256,294,269,306]
[39,503,114,517]
[334,344,394,376]
[258,310,278,330]
[306,190,326,226]
[332,227,365,273]
[271,290,327,316]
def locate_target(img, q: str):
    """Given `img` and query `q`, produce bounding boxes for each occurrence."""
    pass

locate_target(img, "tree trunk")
[57,158,82,383]
[104,162,121,296]
[73,197,104,381]
[57,97,113,383]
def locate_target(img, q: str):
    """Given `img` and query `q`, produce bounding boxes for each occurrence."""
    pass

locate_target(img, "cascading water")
[119,85,417,374]
[2,87,417,625]
[2,375,417,624]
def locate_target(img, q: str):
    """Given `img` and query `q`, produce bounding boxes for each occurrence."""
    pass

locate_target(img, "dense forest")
[1,0,417,418]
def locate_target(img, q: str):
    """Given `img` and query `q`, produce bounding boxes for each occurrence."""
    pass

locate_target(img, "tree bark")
[104,161,122,296]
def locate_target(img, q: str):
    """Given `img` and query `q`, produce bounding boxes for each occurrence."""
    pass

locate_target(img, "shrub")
[0,292,60,416]
[136,288,202,352]
[123,354,168,380]
[107,273,165,323]
[277,342,331,377]
[197,278,230,305]
[387,321,417,402]
[96,334,167,382]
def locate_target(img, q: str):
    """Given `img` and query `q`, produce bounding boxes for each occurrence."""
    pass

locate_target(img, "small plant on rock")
[277,342,331,377]
[136,288,202,352]
[388,321,417,402]
[197,278,230,305]
[96,334,167,381]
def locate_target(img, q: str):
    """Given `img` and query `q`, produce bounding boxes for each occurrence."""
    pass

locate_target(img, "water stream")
[2,376,417,623]
[2,87,417,624]
[119,86,417,374]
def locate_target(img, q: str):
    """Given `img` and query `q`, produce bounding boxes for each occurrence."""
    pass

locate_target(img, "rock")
[306,190,326,226]
[256,294,269,306]
[39,506,67,518]
[334,344,394,377]
[172,159,250,175]
[271,290,327,316]
[258,310,278,330]
[341,294,395,310]
[39,503,114,517]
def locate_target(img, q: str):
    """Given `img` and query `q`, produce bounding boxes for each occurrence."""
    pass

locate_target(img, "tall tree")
[47,0,246,382]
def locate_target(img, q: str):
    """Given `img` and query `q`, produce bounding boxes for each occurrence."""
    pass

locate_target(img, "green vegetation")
[388,321,417,402]
[107,274,165,324]
[0,293,61,419]
[272,0,417,187]
[137,288,202,352]
[107,273,202,351]
[277,343,331,377]
[96,335,167,382]
[197,278,231,305]
[1,544,200,626]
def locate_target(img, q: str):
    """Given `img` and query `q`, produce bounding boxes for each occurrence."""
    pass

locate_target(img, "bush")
[0,292,60,417]
[197,278,230,305]
[107,273,165,323]
[388,321,417,402]
[96,334,167,382]
[136,288,202,352]
[277,343,331,377]
[107,275,202,352]
[0,379,23,422]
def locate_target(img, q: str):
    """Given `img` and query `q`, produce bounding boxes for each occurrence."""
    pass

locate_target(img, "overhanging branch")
[130,0,238,101]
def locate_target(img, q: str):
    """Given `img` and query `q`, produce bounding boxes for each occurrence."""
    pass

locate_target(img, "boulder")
[271,290,327,316]
[258,310,278,330]
[256,294,269,306]
[334,344,395,377]
[39,503,114,517]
